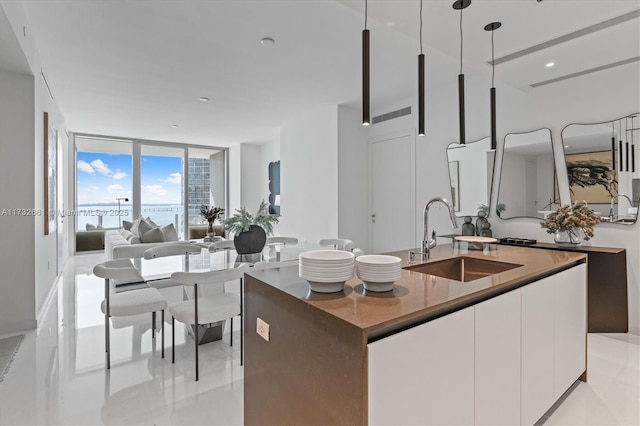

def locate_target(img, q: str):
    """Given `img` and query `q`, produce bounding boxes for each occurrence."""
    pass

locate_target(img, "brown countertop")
[247,244,587,340]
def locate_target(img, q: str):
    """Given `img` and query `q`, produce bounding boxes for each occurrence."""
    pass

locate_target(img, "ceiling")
[8,0,640,147]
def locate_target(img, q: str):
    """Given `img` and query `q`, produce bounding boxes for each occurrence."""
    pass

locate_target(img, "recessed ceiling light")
[386,21,396,27]
[564,145,570,148]
[171,124,179,128]
[546,62,555,68]
[260,37,275,45]
[199,97,209,102]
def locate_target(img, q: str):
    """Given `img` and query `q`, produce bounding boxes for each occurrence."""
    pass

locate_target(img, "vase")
[553,228,584,247]
[234,225,267,254]
[207,221,215,238]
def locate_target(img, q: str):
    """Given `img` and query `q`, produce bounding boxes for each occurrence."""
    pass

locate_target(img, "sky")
[77,152,183,205]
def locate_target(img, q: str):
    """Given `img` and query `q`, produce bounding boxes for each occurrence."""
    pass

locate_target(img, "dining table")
[121,240,320,345]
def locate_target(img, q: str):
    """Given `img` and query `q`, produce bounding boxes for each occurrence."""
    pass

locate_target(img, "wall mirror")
[446,136,494,217]
[497,128,555,219]
[562,114,639,225]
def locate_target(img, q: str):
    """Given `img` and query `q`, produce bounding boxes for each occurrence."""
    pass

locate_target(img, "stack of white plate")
[356,255,402,292]
[299,250,355,293]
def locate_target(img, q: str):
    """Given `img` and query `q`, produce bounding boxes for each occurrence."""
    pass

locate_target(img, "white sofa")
[105,229,184,260]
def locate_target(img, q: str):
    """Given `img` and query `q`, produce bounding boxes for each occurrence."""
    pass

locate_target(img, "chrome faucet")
[609,194,632,221]
[421,197,458,259]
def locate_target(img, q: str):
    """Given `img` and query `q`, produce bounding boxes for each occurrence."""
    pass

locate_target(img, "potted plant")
[540,204,600,247]
[200,205,225,237]
[225,200,279,254]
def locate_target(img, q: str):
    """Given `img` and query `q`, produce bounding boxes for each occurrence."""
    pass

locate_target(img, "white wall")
[280,105,338,242]
[0,71,37,334]
[259,139,280,204]
[337,105,368,249]
[227,144,241,218]
[239,143,262,212]
[1,1,69,333]
[447,139,491,216]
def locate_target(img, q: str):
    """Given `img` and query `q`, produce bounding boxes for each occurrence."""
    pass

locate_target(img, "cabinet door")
[475,289,521,425]
[521,274,555,425]
[368,307,474,425]
[554,263,587,399]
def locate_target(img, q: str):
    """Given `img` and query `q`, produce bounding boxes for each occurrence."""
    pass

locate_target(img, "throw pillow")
[120,229,135,241]
[86,223,96,230]
[130,236,142,244]
[137,218,153,236]
[122,220,133,231]
[161,223,179,242]
[130,218,142,236]
[140,227,165,243]
[146,217,159,227]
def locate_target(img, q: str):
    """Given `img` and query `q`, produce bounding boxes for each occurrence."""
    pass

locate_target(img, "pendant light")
[619,120,624,173]
[484,21,501,150]
[611,120,616,172]
[626,117,630,172]
[631,115,636,173]
[418,0,425,136]
[362,0,370,126]
[453,0,471,144]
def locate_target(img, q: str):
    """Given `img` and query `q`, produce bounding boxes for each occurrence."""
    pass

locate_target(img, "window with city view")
[75,136,226,251]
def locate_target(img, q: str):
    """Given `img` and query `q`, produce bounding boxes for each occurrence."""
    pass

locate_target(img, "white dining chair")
[319,238,354,251]
[143,243,201,259]
[266,236,298,246]
[208,239,236,253]
[253,259,298,270]
[93,259,168,369]
[168,264,249,381]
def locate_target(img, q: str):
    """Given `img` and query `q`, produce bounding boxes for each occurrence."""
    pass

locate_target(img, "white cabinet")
[475,289,522,425]
[521,264,587,425]
[554,263,587,399]
[368,307,475,426]
[521,274,555,425]
[367,264,586,426]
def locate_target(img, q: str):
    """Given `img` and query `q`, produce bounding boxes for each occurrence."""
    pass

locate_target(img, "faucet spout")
[609,194,633,221]
[422,197,458,258]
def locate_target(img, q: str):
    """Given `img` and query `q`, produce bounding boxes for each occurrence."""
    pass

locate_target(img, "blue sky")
[77,153,182,205]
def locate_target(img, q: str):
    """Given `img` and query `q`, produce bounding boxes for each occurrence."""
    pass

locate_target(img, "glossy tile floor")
[0,252,638,425]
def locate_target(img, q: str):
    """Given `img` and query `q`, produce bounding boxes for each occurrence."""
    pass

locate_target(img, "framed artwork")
[448,161,460,212]
[44,112,57,235]
[268,160,280,215]
[556,150,618,203]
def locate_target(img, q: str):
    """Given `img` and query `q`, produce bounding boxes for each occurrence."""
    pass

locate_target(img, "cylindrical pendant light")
[484,21,501,150]
[362,0,370,126]
[619,120,624,173]
[418,0,425,136]
[626,118,630,172]
[632,115,636,173]
[453,0,471,145]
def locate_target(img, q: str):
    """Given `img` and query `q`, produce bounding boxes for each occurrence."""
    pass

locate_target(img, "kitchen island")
[243,244,587,425]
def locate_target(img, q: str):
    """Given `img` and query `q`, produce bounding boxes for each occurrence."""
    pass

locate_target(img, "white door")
[370,134,415,254]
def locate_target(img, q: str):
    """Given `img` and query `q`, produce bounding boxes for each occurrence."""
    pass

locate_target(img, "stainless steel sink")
[404,256,522,282]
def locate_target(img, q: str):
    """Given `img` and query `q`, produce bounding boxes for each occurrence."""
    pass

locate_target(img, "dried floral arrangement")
[200,205,225,223]
[540,204,600,241]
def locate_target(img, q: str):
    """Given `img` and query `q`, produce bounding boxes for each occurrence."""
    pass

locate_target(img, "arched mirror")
[562,114,639,225]
[497,129,555,219]
[446,136,494,217]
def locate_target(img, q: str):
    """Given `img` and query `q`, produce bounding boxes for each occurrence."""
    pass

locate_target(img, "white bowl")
[299,264,355,273]
[358,272,402,283]
[356,255,402,265]
[300,250,355,262]
[362,281,395,292]
[300,271,354,283]
[307,281,346,293]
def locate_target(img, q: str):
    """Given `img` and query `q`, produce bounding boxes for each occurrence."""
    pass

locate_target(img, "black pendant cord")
[418,0,425,136]
[458,3,465,144]
[619,120,624,173]
[362,0,370,126]
[485,22,501,151]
